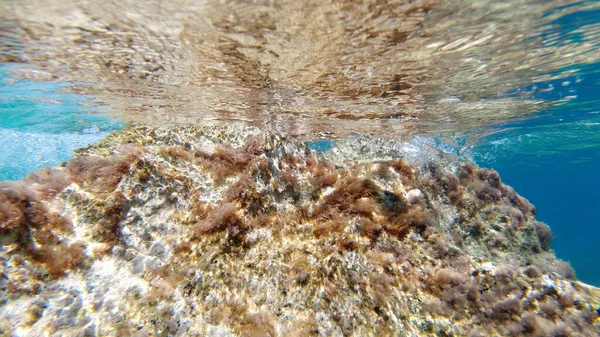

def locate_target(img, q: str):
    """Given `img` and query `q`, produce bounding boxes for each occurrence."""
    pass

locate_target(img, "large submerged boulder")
[1,125,598,336]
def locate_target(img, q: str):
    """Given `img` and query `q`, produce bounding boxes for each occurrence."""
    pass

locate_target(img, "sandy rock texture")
[1,125,599,336]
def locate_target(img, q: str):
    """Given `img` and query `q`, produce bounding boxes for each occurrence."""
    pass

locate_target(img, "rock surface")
[1,125,599,336]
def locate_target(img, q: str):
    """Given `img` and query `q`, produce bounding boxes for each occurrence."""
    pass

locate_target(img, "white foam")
[0,128,110,180]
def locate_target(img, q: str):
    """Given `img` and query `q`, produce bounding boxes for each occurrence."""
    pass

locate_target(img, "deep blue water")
[471,60,600,286]
[466,2,600,286]
[485,155,600,286]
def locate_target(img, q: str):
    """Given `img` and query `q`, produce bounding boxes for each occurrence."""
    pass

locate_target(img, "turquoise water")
[0,65,124,180]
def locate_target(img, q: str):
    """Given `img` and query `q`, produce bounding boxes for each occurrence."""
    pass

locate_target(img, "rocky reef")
[0,125,599,337]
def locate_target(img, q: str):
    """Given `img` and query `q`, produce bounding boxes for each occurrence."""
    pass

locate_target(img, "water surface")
[2,0,598,138]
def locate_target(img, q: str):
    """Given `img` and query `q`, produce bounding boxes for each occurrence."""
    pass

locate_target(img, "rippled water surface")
[1,0,599,138]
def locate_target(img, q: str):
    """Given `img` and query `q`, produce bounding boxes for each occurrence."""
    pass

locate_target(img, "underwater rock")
[0,125,599,336]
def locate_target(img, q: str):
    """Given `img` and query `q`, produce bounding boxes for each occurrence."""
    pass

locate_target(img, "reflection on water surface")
[1,0,599,138]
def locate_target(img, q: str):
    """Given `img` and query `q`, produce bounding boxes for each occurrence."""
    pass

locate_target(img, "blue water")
[0,65,124,181]
[482,155,600,286]
[464,2,600,286]
[470,59,600,286]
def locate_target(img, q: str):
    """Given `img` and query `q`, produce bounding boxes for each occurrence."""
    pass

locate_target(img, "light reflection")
[0,0,598,139]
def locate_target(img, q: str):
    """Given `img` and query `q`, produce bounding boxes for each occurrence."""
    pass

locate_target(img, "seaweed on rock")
[0,180,85,278]
[0,126,598,337]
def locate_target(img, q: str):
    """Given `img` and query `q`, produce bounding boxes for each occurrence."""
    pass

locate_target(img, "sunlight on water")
[1,0,599,139]
[0,65,124,180]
